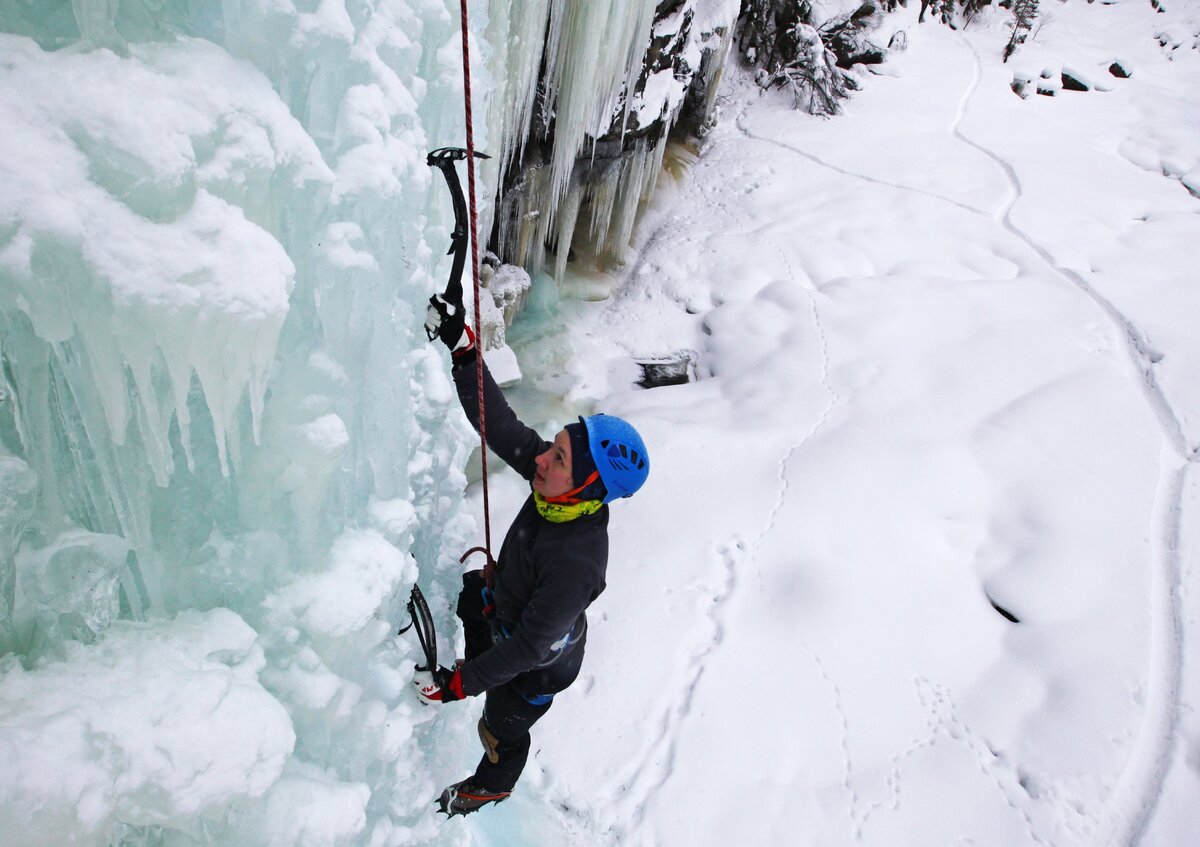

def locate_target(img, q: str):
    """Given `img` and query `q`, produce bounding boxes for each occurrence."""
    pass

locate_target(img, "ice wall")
[0,1,500,843]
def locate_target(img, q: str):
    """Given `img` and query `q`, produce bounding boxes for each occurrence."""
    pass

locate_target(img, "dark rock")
[1061,70,1090,91]
[822,4,889,70]
[1109,61,1132,77]
[637,353,695,388]
[988,596,1021,623]
[601,1,700,143]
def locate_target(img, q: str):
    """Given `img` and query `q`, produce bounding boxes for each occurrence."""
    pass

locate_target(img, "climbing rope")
[458,0,496,585]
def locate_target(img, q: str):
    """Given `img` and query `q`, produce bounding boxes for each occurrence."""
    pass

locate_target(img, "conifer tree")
[1003,0,1039,61]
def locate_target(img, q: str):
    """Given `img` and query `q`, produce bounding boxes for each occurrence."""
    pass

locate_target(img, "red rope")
[459,0,496,585]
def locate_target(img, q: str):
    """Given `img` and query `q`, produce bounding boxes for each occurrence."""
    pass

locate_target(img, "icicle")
[125,356,173,489]
[553,181,583,284]
[539,1,659,210]
[71,0,127,55]
[488,0,555,172]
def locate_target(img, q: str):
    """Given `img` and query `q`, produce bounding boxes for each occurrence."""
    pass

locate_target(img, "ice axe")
[426,146,490,335]
[397,584,437,672]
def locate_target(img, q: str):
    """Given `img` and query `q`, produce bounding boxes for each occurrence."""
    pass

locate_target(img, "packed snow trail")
[954,41,1192,463]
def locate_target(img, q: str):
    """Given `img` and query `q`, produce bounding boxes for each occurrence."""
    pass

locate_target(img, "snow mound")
[0,609,294,846]
[224,761,370,847]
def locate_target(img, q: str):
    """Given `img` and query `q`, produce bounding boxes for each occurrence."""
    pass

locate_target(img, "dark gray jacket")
[453,354,609,698]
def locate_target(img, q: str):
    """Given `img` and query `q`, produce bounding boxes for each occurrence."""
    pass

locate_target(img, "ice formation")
[0,0,745,842]
[491,0,741,280]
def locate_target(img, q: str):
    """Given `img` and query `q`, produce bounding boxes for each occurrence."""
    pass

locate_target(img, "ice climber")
[417,290,650,816]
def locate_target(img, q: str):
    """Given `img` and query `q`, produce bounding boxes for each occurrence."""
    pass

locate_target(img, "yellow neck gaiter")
[534,492,603,523]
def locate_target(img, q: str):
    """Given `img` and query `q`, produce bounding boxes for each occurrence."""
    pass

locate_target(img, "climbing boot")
[435,778,510,817]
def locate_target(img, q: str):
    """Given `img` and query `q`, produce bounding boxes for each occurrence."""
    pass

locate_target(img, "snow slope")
[438,3,1200,845]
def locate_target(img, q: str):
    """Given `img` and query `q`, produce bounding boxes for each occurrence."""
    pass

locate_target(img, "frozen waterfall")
[0,0,738,843]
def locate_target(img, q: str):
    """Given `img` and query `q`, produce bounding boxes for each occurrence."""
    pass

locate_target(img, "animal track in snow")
[602,536,742,844]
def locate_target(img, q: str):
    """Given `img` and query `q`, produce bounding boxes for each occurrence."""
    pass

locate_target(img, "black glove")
[413,664,466,704]
[425,294,466,349]
[436,665,465,702]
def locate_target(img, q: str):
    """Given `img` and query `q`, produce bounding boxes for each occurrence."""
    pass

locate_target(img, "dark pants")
[477,683,552,792]
[456,570,555,793]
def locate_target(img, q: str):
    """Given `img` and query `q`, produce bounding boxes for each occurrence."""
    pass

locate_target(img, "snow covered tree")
[780,22,852,114]
[1003,0,1039,61]
[917,0,993,29]
[919,0,957,25]
[737,0,861,116]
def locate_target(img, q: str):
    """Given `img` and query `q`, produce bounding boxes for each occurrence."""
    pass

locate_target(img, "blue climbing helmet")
[580,414,649,504]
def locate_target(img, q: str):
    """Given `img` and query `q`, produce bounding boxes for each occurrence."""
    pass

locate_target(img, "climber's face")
[533,430,574,498]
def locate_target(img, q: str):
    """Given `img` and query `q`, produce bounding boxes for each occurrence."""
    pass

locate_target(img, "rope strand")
[458,0,496,584]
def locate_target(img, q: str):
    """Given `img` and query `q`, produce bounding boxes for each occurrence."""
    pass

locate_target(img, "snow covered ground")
[439,3,1200,846]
